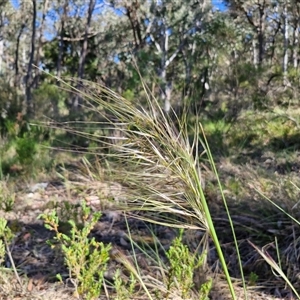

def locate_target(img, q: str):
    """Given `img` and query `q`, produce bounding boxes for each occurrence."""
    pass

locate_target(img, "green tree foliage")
[0,0,299,120]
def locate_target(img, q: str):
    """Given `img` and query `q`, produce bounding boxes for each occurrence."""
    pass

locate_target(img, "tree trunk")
[283,4,289,86]
[252,38,258,67]
[25,0,36,117]
[73,0,96,111]
[293,19,299,68]
[32,0,48,89]
[14,25,26,87]
[57,0,68,78]
[257,5,265,64]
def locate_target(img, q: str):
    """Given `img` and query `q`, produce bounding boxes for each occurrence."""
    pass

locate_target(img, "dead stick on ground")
[4,237,23,289]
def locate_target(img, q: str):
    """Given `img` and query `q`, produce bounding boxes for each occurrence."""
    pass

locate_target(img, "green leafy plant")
[39,202,111,300]
[0,180,15,212]
[166,229,211,299]
[248,272,259,286]
[32,81,67,118]
[54,200,82,228]
[15,135,37,165]
[0,79,23,137]
[0,115,53,176]
[113,269,137,300]
[0,218,14,265]
[0,217,22,288]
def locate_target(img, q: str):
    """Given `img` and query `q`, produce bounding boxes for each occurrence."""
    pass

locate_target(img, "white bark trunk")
[283,4,289,86]
[293,21,299,68]
[252,38,258,67]
[0,40,3,74]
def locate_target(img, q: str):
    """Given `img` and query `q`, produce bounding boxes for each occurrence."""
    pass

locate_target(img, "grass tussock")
[49,77,246,299]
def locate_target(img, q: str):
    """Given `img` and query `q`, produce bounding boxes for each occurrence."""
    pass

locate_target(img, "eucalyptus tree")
[289,0,300,69]
[222,0,300,111]
[0,0,10,75]
[32,0,49,89]
[224,0,272,66]
[0,0,29,87]
[0,0,52,115]
[73,0,97,110]
[224,0,298,73]
[56,0,69,78]
[109,0,214,114]
[50,1,124,75]
[40,0,107,112]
